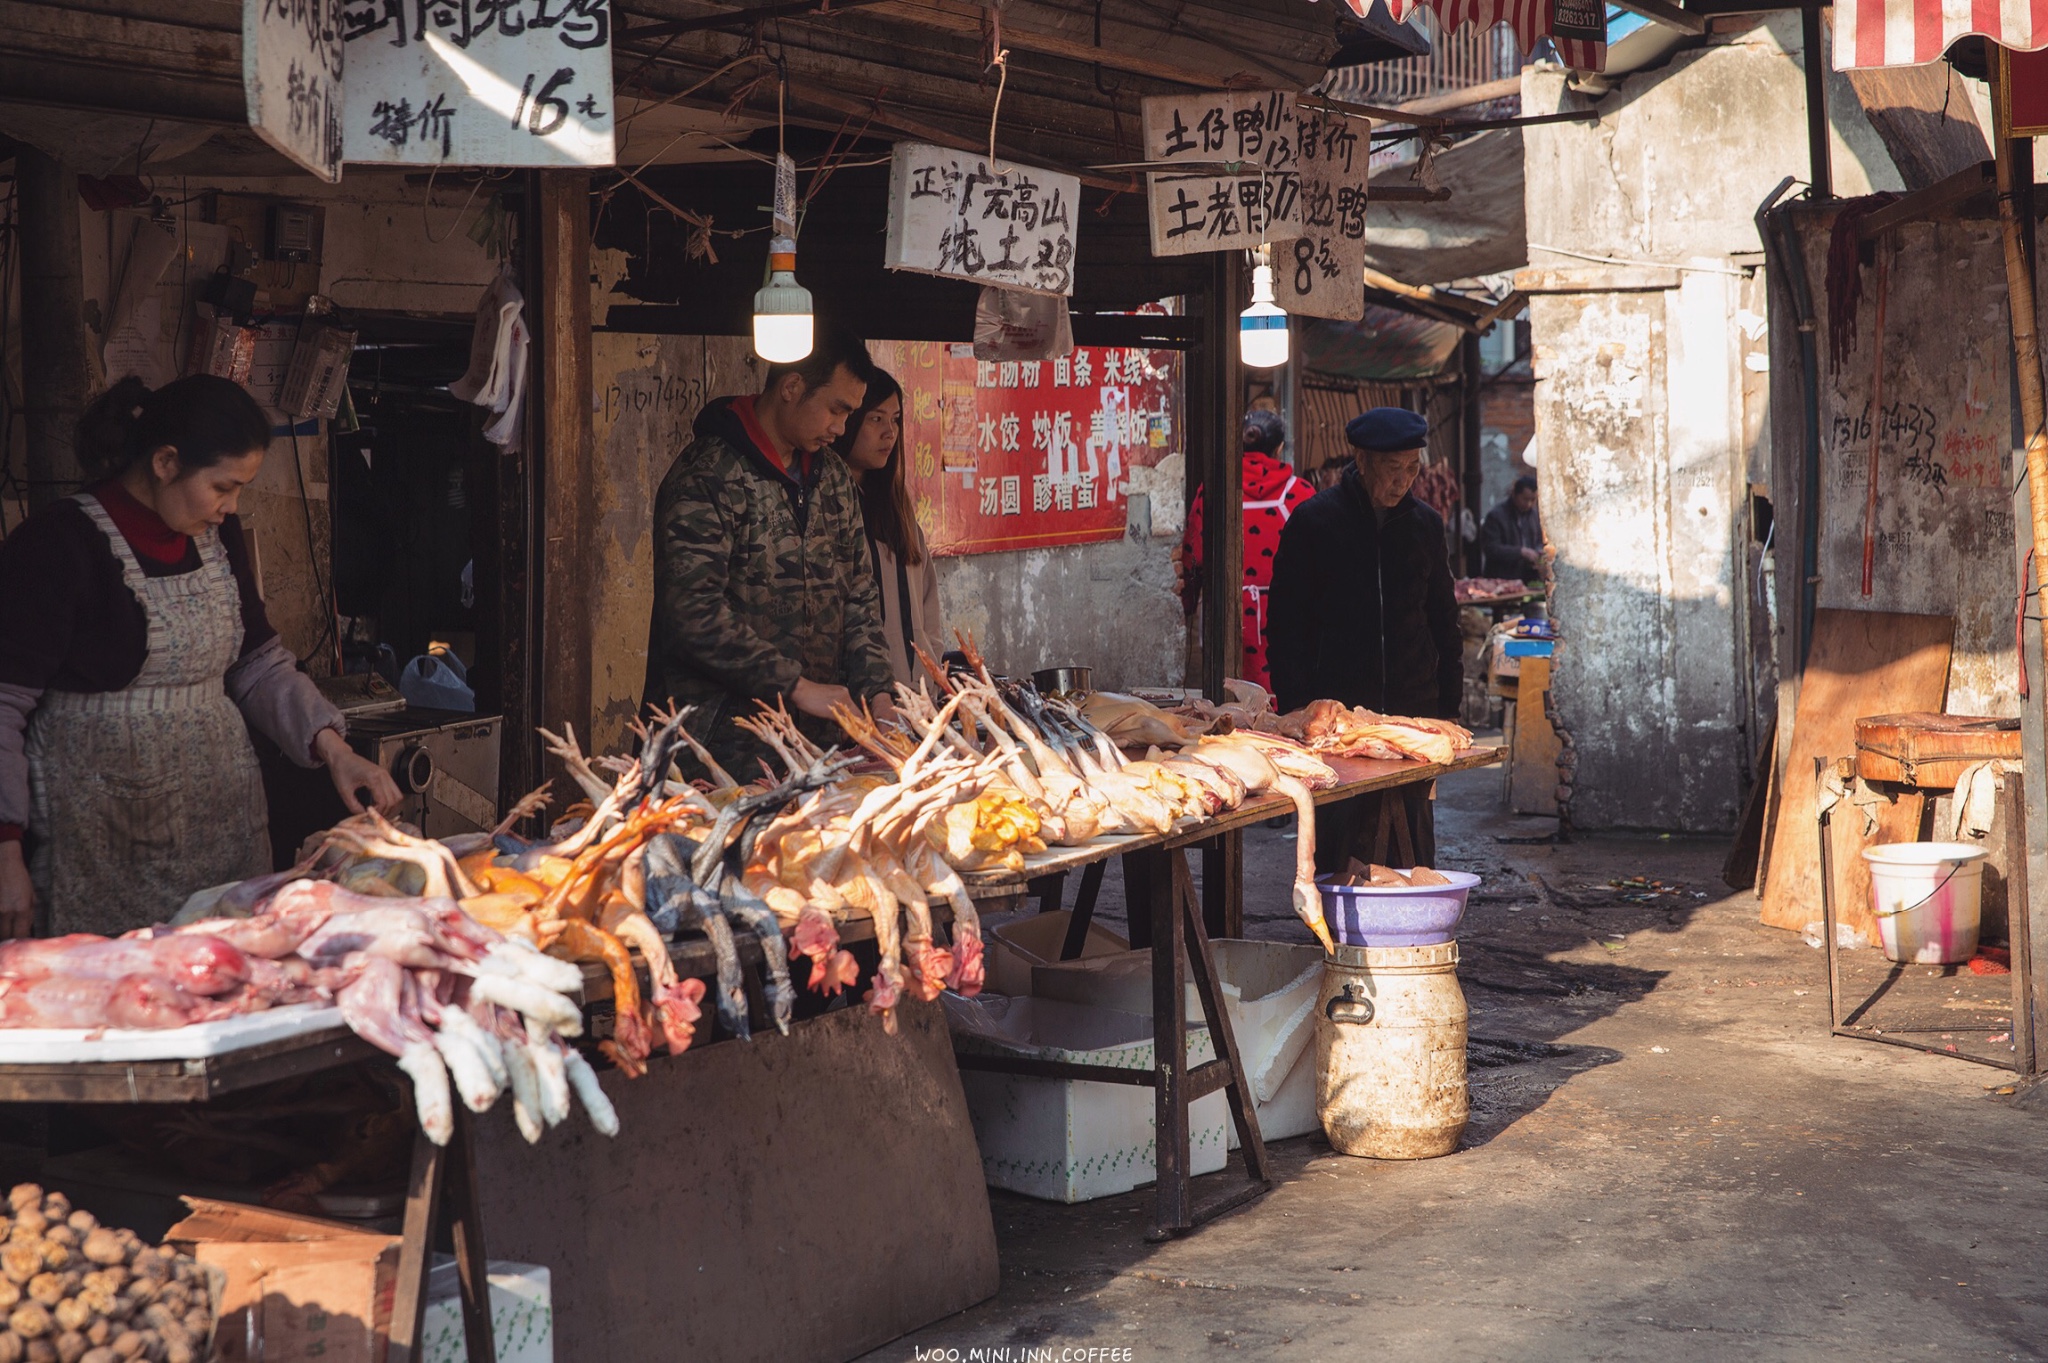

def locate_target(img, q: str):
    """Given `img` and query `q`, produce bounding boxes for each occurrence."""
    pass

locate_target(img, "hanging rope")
[986,48,1011,173]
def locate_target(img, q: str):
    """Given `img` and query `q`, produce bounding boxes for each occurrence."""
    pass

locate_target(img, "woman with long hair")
[832,368,944,686]
[0,375,400,939]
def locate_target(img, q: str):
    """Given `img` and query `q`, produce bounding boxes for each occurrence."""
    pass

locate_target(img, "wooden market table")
[0,1022,500,1363]
[954,745,1505,1240]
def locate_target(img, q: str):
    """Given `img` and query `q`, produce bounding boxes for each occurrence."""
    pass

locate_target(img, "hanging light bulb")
[753,236,814,363]
[1240,248,1289,370]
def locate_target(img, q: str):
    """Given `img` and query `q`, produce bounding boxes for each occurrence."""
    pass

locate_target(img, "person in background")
[644,326,898,779]
[0,376,400,939]
[1176,409,1317,692]
[834,368,945,688]
[1266,407,1462,871]
[1480,474,1545,579]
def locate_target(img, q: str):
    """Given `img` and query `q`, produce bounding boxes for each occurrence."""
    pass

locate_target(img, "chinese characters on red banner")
[871,341,1182,557]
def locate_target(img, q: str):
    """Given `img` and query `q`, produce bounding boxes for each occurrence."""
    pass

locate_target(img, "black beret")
[1345,407,1428,452]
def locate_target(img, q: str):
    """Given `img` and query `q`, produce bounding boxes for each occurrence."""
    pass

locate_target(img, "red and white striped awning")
[1834,0,2048,68]
[1372,0,1608,72]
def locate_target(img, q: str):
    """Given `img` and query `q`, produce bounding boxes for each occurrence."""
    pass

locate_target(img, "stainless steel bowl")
[1032,666,1093,697]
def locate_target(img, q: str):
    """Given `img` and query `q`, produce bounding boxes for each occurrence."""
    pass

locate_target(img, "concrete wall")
[1518,21,1903,832]
[933,515,1186,692]
[1774,210,2026,720]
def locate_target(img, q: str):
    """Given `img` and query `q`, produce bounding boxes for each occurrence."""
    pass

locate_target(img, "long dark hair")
[75,375,271,482]
[834,368,923,566]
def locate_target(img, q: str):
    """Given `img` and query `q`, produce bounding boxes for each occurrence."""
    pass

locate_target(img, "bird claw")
[906,943,952,1003]
[654,978,705,1055]
[598,1039,648,1080]
[947,933,986,997]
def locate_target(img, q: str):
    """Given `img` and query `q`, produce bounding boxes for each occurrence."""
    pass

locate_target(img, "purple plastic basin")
[1317,871,1481,947]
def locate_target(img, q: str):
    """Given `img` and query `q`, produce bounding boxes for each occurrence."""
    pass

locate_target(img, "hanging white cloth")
[452,268,528,448]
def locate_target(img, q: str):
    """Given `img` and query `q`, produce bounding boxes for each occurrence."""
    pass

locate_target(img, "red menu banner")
[870,341,1183,557]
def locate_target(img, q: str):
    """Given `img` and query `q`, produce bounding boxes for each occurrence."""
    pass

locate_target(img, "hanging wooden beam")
[864,0,1248,88]
[620,0,896,39]
[1855,159,1993,239]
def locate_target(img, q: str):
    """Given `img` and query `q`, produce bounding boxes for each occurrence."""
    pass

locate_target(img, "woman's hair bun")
[74,374,272,482]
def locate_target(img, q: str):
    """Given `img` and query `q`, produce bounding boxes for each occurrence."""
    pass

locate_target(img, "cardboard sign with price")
[1139,91,1368,321]
[338,0,614,166]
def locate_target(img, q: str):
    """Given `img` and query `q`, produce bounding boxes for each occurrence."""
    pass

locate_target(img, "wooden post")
[1800,4,1832,201]
[16,147,89,512]
[534,170,596,753]
[1199,250,1245,704]
[1990,58,2048,1075]
[1992,65,2048,686]
[1196,250,1248,939]
[1145,846,1190,1237]
[1460,331,1484,577]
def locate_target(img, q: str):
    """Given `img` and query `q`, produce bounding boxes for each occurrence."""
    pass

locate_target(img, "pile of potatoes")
[0,1186,211,1363]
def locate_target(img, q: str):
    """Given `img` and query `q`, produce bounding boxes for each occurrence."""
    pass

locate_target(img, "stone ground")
[861,765,2048,1363]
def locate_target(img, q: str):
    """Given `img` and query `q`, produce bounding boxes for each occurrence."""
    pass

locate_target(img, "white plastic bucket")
[1860,842,1990,964]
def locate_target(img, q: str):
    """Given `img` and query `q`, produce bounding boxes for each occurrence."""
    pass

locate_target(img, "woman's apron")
[25,495,270,936]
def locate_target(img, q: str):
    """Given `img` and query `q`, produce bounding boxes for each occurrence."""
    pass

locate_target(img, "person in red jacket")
[1177,409,1318,693]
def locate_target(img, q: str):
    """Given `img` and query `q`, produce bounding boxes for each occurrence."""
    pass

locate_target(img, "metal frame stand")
[1818,759,2038,1074]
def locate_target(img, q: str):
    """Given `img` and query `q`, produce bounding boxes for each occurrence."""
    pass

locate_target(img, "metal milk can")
[1314,941,1469,1158]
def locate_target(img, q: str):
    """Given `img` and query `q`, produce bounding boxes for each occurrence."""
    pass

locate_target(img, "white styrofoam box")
[1212,940,1324,1146]
[985,911,1129,999]
[944,995,1228,1203]
[1031,948,1202,1021]
[423,1258,552,1363]
[1025,939,1325,1146]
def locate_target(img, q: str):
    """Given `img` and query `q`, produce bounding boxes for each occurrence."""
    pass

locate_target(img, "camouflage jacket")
[643,395,895,776]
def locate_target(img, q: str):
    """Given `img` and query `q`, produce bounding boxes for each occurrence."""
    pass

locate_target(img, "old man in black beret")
[1266,406,1463,869]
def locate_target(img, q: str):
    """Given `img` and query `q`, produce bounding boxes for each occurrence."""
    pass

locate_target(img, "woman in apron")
[0,375,400,939]
[834,368,946,687]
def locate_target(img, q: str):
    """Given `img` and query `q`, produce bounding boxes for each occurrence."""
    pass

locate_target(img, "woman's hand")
[0,842,34,940]
[314,729,403,815]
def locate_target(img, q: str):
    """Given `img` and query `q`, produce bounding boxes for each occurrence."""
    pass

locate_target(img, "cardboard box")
[944,995,1229,1202]
[167,1199,399,1363]
[985,910,1129,997]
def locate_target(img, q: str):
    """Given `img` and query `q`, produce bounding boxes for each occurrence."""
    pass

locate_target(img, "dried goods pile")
[0,1185,210,1363]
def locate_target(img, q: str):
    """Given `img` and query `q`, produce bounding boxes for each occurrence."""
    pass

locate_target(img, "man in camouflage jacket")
[643,329,898,778]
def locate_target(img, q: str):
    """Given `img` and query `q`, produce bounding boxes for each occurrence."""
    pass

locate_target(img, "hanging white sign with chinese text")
[1282,104,1368,321]
[245,0,346,182]
[339,0,614,167]
[884,142,1079,297]
[1140,91,1303,258]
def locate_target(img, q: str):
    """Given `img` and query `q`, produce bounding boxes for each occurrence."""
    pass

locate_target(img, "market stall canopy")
[1301,305,1464,382]
[1363,128,1526,286]
[1834,0,2046,69]
[1372,0,1607,71]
